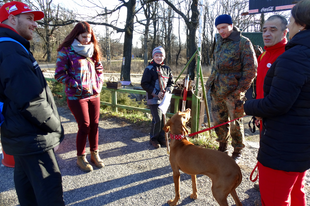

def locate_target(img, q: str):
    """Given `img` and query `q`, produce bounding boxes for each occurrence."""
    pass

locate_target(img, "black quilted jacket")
[244,29,310,172]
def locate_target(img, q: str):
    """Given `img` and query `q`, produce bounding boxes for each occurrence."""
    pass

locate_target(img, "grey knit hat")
[152,46,165,58]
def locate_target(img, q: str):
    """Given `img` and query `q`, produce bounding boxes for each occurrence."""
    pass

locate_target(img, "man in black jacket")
[0,2,65,205]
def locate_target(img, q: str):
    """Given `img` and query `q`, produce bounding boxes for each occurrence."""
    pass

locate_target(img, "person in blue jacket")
[0,2,65,205]
[141,46,174,149]
[244,0,310,205]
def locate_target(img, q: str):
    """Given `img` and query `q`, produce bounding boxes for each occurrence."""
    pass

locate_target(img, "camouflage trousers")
[210,91,245,149]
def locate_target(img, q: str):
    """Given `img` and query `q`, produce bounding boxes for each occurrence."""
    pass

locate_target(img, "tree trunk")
[188,27,197,80]
[188,0,199,80]
[151,17,157,60]
[143,4,151,67]
[46,28,51,62]
[175,11,181,66]
[167,8,173,65]
[144,22,149,67]
[120,0,136,81]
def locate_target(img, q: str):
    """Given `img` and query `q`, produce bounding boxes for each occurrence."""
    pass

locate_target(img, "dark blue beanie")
[215,14,233,26]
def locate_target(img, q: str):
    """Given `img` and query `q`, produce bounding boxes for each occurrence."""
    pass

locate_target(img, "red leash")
[186,115,247,137]
[250,163,259,182]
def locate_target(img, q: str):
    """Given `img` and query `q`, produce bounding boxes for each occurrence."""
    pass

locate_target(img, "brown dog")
[163,108,242,206]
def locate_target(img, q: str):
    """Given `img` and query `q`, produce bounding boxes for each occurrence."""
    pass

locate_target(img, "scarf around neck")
[71,39,94,58]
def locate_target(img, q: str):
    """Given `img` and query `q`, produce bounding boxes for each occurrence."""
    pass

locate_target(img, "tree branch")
[162,0,190,25]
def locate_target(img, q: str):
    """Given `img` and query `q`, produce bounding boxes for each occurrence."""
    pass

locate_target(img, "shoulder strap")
[259,51,267,61]
[86,57,95,66]
[0,37,29,54]
[0,102,4,126]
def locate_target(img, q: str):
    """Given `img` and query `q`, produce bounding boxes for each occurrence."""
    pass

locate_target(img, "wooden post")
[191,0,204,136]
[174,98,179,114]
[111,90,117,112]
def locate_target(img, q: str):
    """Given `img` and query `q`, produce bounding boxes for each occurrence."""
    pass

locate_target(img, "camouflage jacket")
[207,27,257,98]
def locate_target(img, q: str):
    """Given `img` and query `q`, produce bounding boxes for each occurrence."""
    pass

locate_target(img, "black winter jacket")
[244,29,310,172]
[0,24,64,156]
[141,61,174,105]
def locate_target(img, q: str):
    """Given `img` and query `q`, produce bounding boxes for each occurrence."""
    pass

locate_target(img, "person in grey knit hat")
[141,46,174,149]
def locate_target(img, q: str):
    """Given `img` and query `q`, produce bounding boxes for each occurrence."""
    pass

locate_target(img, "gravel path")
[1,107,309,206]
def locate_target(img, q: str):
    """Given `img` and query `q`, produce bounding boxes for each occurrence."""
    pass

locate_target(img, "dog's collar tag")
[170,134,184,140]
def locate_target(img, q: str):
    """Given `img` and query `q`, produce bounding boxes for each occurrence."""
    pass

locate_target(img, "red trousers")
[258,162,307,206]
[67,96,100,156]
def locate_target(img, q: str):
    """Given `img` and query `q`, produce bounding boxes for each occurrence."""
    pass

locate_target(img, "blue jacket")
[244,29,310,172]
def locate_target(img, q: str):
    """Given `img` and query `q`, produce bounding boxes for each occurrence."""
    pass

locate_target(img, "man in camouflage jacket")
[206,14,257,162]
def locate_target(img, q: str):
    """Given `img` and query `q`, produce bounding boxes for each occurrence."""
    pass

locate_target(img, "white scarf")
[71,39,94,58]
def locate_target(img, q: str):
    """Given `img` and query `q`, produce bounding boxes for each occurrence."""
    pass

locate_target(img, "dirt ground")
[1,105,309,206]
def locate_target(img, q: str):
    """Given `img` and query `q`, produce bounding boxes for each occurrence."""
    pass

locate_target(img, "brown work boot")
[91,150,105,168]
[232,148,242,163]
[218,142,228,154]
[150,138,160,149]
[77,154,93,172]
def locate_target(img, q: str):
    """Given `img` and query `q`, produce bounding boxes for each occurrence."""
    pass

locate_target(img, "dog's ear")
[163,119,172,132]
[163,125,170,132]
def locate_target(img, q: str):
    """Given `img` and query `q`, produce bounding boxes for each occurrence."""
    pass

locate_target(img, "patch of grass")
[99,89,151,132]
[99,89,147,111]
[47,79,62,93]
[100,108,151,134]
[188,130,219,149]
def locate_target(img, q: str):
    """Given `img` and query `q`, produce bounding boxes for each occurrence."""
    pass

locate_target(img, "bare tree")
[151,3,159,55]
[163,0,199,80]
[81,0,160,81]
[119,0,136,81]
[138,0,157,67]
[175,2,182,66]
[24,0,76,62]
[202,1,216,65]
[162,4,174,65]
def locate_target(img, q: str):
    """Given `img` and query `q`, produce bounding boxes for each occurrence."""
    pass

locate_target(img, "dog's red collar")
[170,133,184,140]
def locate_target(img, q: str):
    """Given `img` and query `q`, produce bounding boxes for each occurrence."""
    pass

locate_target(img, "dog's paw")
[190,193,198,199]
[167,199,178,206]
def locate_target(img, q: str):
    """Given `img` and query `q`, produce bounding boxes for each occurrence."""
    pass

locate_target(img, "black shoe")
[254,199,262,206]
[218,142,228,154]
[254,183,260,191]
[232,152,242,164]
[150,138,160,149]
[158,138,167,147]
